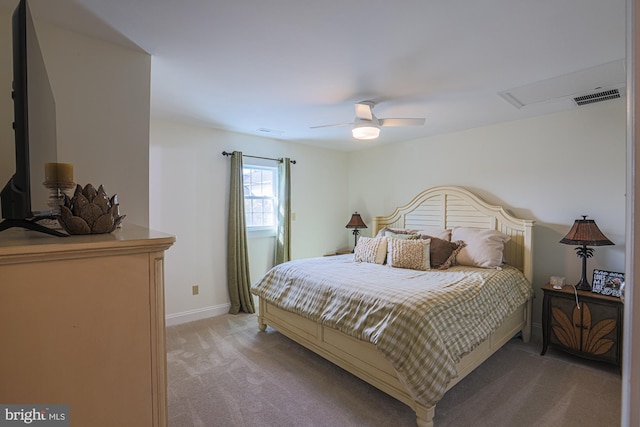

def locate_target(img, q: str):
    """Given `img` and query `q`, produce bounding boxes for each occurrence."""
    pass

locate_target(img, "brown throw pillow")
[410,234,465,269]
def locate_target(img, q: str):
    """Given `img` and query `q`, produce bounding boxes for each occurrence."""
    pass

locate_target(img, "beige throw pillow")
[354,237,388,264]
[387,238,431,271]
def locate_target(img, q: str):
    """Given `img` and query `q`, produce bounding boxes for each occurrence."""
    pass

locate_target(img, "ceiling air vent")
[573,89,622,106]
[498,60,626,109]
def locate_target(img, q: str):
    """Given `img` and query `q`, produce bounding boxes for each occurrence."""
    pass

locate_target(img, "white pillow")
[376,226,451,241]
[387,237,431,271]
[354,237,388,265]
[451,227,510,269]
[385,231,416,240]
[416,227,452,241]
[375,227,418,238]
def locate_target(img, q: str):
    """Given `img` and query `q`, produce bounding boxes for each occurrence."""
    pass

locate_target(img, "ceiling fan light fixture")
[352,119,380,140]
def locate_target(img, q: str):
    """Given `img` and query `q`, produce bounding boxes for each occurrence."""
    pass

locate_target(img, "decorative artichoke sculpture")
[58,184,125,234]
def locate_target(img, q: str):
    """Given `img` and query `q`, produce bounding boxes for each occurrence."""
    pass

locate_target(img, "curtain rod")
[222,151,297,164]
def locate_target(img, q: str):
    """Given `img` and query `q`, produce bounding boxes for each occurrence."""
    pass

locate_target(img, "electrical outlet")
[192,285,199,295]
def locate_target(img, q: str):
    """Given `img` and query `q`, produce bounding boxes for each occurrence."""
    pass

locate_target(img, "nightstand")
[324,249,353,256]
[541,283,623,367]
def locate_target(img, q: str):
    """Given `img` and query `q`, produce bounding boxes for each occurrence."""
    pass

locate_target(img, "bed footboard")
[256,296,531,427]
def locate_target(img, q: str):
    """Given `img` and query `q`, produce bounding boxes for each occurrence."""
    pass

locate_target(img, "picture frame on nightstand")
[592,269,624,298]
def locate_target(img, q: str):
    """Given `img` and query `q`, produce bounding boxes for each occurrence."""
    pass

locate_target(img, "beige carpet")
[166,313,621,427]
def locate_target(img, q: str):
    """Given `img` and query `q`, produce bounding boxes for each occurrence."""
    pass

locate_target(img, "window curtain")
[227,151,255,314]
[275,158,291,265]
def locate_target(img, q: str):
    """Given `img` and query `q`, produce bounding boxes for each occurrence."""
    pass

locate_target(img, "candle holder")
[43,162,75,213]
[43,180,75,211]
[42,163,76,215]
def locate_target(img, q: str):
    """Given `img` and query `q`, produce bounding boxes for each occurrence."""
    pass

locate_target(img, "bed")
[252,186,534,427]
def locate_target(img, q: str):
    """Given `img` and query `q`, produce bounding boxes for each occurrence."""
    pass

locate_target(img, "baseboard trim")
[165,303,230,326]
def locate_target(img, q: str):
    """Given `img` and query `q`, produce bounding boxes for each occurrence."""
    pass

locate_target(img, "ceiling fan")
[311,101,426,140]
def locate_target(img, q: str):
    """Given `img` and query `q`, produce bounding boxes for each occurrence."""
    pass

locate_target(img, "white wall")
[149,119,349,322]
[35,23,151,227]
[0,11,151,228]
[347,99,627,328]
[152,101,626,327]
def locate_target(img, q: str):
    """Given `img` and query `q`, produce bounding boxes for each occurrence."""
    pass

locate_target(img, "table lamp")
[346,212,367,250]
[559,215,614,291]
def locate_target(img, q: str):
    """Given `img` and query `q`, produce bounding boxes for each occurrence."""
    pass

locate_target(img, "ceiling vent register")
[498,60,625,110]
[573,89,621,106]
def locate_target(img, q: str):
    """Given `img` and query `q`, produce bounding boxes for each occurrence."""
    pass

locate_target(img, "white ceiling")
[1,0,628,151]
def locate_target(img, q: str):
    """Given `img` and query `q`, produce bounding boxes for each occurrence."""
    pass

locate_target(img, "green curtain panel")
[275,158,291,265]
[227,151,255,314]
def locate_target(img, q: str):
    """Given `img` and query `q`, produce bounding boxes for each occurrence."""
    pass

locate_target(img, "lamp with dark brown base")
[573,244,595,291]
[345,212,367,252]
[560,215,614,291]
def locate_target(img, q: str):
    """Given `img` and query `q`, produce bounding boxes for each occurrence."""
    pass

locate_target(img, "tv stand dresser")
[0,224,175,427]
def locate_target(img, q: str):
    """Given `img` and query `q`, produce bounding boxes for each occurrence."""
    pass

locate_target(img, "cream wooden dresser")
[0,224,175,427]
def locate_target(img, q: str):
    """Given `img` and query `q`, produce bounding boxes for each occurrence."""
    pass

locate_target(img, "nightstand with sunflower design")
[541,283,623,368]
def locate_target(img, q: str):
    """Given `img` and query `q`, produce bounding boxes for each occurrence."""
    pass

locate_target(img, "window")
[243,165,278,233]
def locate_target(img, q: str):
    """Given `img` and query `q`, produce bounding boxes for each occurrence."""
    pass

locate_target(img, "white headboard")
[371,186,534,282]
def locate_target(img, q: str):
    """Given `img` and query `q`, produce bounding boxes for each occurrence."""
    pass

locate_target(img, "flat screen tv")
[0,0,65,236]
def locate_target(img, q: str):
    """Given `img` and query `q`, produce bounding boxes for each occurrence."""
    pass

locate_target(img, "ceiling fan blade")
[378,118,426,127]
[309,122,352,129]
[355,102,373,120]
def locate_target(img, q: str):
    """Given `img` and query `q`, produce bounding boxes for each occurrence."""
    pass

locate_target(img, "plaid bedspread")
[251,255,532,406]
